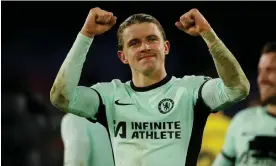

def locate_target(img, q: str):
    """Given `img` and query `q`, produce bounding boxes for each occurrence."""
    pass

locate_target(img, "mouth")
[139,54,156,60]
[260,84,274,90]
[260,85,276,97]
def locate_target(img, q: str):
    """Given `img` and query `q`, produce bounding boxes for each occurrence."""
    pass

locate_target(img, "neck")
[267,104,276,116]
[131,68,167,87]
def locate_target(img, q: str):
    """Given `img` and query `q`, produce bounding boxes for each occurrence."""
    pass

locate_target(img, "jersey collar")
[130,75,172,92]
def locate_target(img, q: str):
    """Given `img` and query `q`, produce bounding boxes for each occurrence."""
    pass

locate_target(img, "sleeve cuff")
[76,32,94,45]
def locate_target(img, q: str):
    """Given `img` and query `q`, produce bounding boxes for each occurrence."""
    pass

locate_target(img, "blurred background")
[2,1,276,166]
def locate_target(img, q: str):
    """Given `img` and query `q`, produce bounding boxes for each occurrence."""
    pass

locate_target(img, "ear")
[164,40,170,55]
[117,51,129,64]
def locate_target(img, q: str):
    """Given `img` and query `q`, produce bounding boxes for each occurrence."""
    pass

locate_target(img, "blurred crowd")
[2,74,64,166]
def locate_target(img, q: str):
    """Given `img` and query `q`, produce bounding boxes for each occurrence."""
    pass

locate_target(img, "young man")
[212,42,276,166]
[61,113,114,166]
[50,7,250,166]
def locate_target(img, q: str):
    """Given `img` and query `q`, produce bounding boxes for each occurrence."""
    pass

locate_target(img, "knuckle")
[91,7,101,13]
[191,8,198,13]
[91,7,96,12]
[104,12,109,16]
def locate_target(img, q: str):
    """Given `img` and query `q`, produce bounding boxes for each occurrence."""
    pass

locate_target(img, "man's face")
[257,52,276,102]
[117,23,170,75]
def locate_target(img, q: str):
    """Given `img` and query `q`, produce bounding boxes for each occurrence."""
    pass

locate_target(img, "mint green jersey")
[77,75,239,166]
[212,106,276,166]
[90,75,210,166]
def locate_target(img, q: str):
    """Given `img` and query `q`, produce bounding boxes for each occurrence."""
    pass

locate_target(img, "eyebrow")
[127,34,159,43]
[147,34,158,38]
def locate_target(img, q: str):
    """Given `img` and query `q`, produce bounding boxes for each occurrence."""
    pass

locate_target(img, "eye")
[128,39,139,47]
[130,41,137,46]
[147,35,157,41]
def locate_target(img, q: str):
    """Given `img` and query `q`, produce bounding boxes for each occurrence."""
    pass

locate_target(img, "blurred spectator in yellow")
[197,111,231,166]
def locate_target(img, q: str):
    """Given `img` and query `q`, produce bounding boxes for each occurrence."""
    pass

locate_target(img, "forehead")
[122,23,162,42]
[259,52,276,68]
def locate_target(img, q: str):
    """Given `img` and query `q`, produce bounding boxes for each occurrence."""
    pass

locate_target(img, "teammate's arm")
[176,9,250,110]
[50,7,117,117]
[61,114,90,166]
[211,114,239,166]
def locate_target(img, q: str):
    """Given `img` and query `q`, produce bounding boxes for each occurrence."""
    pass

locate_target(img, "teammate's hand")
[175,9,211,36]
[81,7,117,38]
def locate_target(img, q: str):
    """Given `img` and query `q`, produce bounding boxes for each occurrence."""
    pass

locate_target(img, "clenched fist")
[81,7,117,38]
[175,9,211,36]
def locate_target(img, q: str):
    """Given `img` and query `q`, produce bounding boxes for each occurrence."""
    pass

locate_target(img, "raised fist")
[175,9,211,36]
[81,7,117,38]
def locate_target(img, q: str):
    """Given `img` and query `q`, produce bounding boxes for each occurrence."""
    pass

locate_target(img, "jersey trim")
[185,79,211,166]
[86,88,103,123]
[130,75,172,92]
[86,88,116,166]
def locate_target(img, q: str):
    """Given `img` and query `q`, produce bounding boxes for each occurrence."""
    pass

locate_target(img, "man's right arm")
[50,7,117,118]
[50,33,100,118]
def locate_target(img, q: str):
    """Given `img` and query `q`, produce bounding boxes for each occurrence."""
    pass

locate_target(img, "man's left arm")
[200,26,250,111]
[176,9,250,111]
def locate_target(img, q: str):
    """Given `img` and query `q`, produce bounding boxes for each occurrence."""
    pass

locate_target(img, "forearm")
[201,29,250,95]
[50,33,93,111]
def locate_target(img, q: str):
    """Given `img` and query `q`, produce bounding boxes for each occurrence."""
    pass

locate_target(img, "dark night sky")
[2,1,276,71]
[2,1,276,112]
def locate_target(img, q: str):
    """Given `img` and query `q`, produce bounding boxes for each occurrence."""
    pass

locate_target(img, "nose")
[139,42,151,52]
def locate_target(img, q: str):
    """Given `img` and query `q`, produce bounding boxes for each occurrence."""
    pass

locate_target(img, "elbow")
[224,79,250,102]
[50,93,59,108]
[232,80,250,101]
[50,86,69,112]
[50,86,58,106]
[239,78,250,98]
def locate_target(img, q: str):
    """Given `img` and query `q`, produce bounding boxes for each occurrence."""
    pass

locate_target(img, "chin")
[142,69,155,76]
[260,91,276,105]
[141,66,157,75]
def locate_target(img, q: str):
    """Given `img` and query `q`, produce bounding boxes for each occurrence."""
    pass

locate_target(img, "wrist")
[80,28,95,38]
[200,28,220,48]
